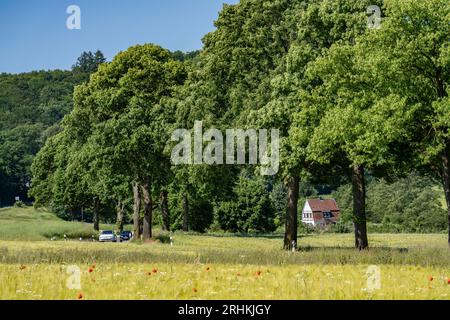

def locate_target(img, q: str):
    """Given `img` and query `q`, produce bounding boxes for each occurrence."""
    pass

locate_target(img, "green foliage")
[30,44,188,238]
[0,51,106,207]
[215,172,276,233]
[13,200,26,208]
[270,181,287,228]
[152,231,172,244]
[72,50,106,75]
[330,221,353,234]
[188,200,214,233]
[5,0,450,240]
[333,173,447,233]
[171,50,200,62]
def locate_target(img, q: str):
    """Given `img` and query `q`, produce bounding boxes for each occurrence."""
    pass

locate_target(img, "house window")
[323,212,332,219]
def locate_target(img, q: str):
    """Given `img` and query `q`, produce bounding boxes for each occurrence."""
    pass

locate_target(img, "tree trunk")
[70,208,76,221]
[182,193,189,232]
[141,179,153,240]
[160,190,170,231]
[352,164,368,250]
[441,143,450,246]
[116,200,125,232]
[133,181,141,240]
[283,175,299,250]
[93,197,100,231]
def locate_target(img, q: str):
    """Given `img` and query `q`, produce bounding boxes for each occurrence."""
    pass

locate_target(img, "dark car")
[120,231,133,242]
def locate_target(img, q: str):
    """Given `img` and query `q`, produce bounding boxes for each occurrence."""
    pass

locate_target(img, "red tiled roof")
[307,198,339,212]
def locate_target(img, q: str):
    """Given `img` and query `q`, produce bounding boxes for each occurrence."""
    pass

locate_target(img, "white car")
[99,230,117,242]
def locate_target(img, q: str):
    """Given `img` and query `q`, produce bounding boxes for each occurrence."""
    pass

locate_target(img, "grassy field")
[0,206,118,241]
[1,207,450,300]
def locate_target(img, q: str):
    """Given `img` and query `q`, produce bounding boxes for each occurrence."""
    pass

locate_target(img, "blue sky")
[0,0,238,74]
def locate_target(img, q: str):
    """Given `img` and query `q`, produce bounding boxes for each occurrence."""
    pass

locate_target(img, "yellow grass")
[1,262,450,300]
[1,233,450,300]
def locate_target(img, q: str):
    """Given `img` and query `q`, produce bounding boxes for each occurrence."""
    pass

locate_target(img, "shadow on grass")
[297,246,409,253]
[179,231,285,239]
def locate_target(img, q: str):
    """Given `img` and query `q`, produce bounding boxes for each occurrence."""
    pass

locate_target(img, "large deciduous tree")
[251,0,381,249]
[32,45,186,238]
[363,0,450,244]
[69,44,187,240]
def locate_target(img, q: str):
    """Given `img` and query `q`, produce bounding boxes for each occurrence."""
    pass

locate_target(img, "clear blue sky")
[0,0,238,74]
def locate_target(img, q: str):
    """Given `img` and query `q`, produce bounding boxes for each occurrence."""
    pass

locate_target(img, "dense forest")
[0,51,106,206]
[1,0,449,250]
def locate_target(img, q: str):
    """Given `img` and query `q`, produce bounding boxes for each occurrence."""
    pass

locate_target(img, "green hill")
[0,206,109,241]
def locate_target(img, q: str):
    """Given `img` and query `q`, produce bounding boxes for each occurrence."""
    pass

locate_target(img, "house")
[301,198,340,228]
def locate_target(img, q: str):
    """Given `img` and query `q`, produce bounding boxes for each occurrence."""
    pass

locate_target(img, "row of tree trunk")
[131,180,175,240]
[132,180,154,240]
[84,180,176,240]
[93,148,450,249]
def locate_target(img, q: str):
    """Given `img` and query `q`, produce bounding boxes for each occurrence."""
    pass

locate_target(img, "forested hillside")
[0,50,199,207]
[0,51,105,206]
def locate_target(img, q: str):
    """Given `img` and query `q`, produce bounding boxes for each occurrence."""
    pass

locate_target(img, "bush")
[330,221,352,234]
[189,200,214,233]
[13,200,27,208]
[298,222,315,235]
[153,231,171,244]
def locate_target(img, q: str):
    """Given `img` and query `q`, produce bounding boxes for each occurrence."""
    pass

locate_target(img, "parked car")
[99,230,117,242]
[120,231,133,242]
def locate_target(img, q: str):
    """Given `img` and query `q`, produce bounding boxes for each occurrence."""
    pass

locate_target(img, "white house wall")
[303,201,312,214]
[302,201,315,226]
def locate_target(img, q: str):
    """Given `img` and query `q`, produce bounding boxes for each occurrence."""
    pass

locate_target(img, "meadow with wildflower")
[1,232,450,300]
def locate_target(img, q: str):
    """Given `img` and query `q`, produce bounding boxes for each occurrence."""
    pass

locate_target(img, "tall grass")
[1,233,449,267]
[2,262,450,300]
[2,206,450,299]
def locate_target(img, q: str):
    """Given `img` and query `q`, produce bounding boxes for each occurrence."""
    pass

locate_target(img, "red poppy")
[147,272,152,276]
[152,268,158,274]
[88,268,94,273]
[428,276,434,282]
[447,279,450,285]
[205,267,210,271]
[192,288,198,293]
[255,271,262,276]
[77,293,84,300]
